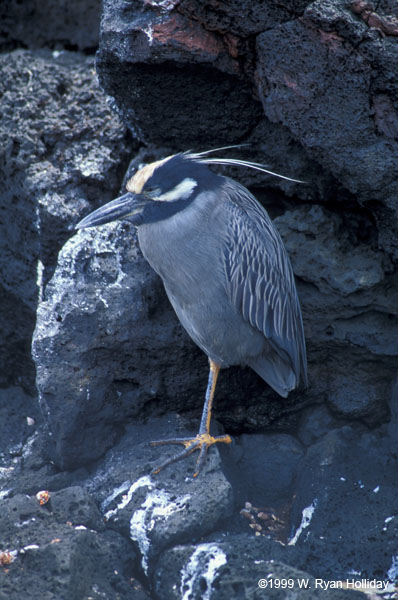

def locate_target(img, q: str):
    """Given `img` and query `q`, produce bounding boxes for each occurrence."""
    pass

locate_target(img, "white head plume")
[187,146,306,184]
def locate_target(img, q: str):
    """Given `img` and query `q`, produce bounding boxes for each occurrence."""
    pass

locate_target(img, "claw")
[150,432,231,477]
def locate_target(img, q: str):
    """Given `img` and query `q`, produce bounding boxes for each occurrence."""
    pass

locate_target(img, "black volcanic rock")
[224,433,304,507]
[256,0,398,259]
[32,221,171,468]
[83,416,233,577]
[290,426,398,580]
[0,492,145,600]
[178,0,312,36]
[274,203,397,425]
[0,49,135,392]
[153,538,364,600]
[0,0,102,52]
[95,0,263,146]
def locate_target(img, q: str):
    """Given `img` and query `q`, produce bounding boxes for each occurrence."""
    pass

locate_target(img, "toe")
[151,440,200,475]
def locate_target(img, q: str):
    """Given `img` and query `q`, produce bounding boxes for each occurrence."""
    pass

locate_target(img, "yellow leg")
[150,359,232,477]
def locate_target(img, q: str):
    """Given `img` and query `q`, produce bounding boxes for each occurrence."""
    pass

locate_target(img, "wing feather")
[221,179,308,388]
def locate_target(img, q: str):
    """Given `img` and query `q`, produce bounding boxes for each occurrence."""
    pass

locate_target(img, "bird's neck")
[139,196,196,225]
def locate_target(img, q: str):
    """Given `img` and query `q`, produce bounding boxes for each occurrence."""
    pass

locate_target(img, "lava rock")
[0,387,41,462]
[96,0,263,146]
[83,415,233,577]
[178,0,312,37]
[256,1,398,259]
[276,205,386,298]
[0,49,135,392]
[297,404,342,446]
[290,426,398,580]
[0,492,144,600]
[224,433,304,507]
[153,536,364,599]
[50,486,105,531]
[0,426,90,501]
[274,203,396,424]
[387,375,398,454]
[0,0,102,52]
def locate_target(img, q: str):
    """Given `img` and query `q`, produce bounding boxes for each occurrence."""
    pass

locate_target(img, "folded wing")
[221,179,307,396]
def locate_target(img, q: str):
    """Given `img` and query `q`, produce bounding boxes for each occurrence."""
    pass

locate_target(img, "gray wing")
[221,178,308,388]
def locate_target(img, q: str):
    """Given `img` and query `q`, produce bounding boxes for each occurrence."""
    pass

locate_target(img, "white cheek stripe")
[157,178,197,202]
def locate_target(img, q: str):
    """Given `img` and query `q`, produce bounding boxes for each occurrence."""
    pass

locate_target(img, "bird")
[76,147,308,477]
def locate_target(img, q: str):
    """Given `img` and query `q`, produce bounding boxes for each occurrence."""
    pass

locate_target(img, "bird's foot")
[150,432,232,477]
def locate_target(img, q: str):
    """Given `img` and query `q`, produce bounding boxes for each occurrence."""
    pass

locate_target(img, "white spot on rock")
[387,556,398,581]
[103,475,152,521]
[130,485,190,574]
[36,259,44,304]
[288,499,317,545]
[143,24,154,44]
[22,432,39,459]
[15,518,36,528]
[180,543,227,600]
[101,481,131,514]
[383,516,395,532]
[22,545,40,552]
[385,516,394,524]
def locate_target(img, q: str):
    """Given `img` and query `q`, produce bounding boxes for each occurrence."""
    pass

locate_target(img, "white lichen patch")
[180,543,227,600]
[103,475,152,521]
[22,431,39,459]
[387,556,398,582]
[36,258,44,304]
[384,516,395,526]
[74,148,111,178]
[101,480,131,515]
[0,467,14,480]
[288,499,317,545]
[146,0,181,10]
[130,486,191,574]
[103,475,193,575]
[143,24,154,44]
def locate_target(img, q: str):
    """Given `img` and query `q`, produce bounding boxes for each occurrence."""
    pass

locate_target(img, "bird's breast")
[137,192,221,285]
[136,194,265,366]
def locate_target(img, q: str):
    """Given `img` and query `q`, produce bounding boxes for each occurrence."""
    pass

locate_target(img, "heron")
[76,147,307,476]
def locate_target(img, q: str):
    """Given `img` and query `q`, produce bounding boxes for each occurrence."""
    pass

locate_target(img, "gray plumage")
[137,173,307,397]
[76,149,308,475]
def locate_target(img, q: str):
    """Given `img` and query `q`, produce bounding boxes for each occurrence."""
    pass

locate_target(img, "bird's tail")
[249,352,297,398]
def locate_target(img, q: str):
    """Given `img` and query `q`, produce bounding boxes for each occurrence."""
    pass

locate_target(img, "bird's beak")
[75,192,145,230]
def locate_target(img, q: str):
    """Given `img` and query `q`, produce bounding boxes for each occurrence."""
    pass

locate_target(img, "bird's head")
[76,152,222,230]
[76,147,304,230]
